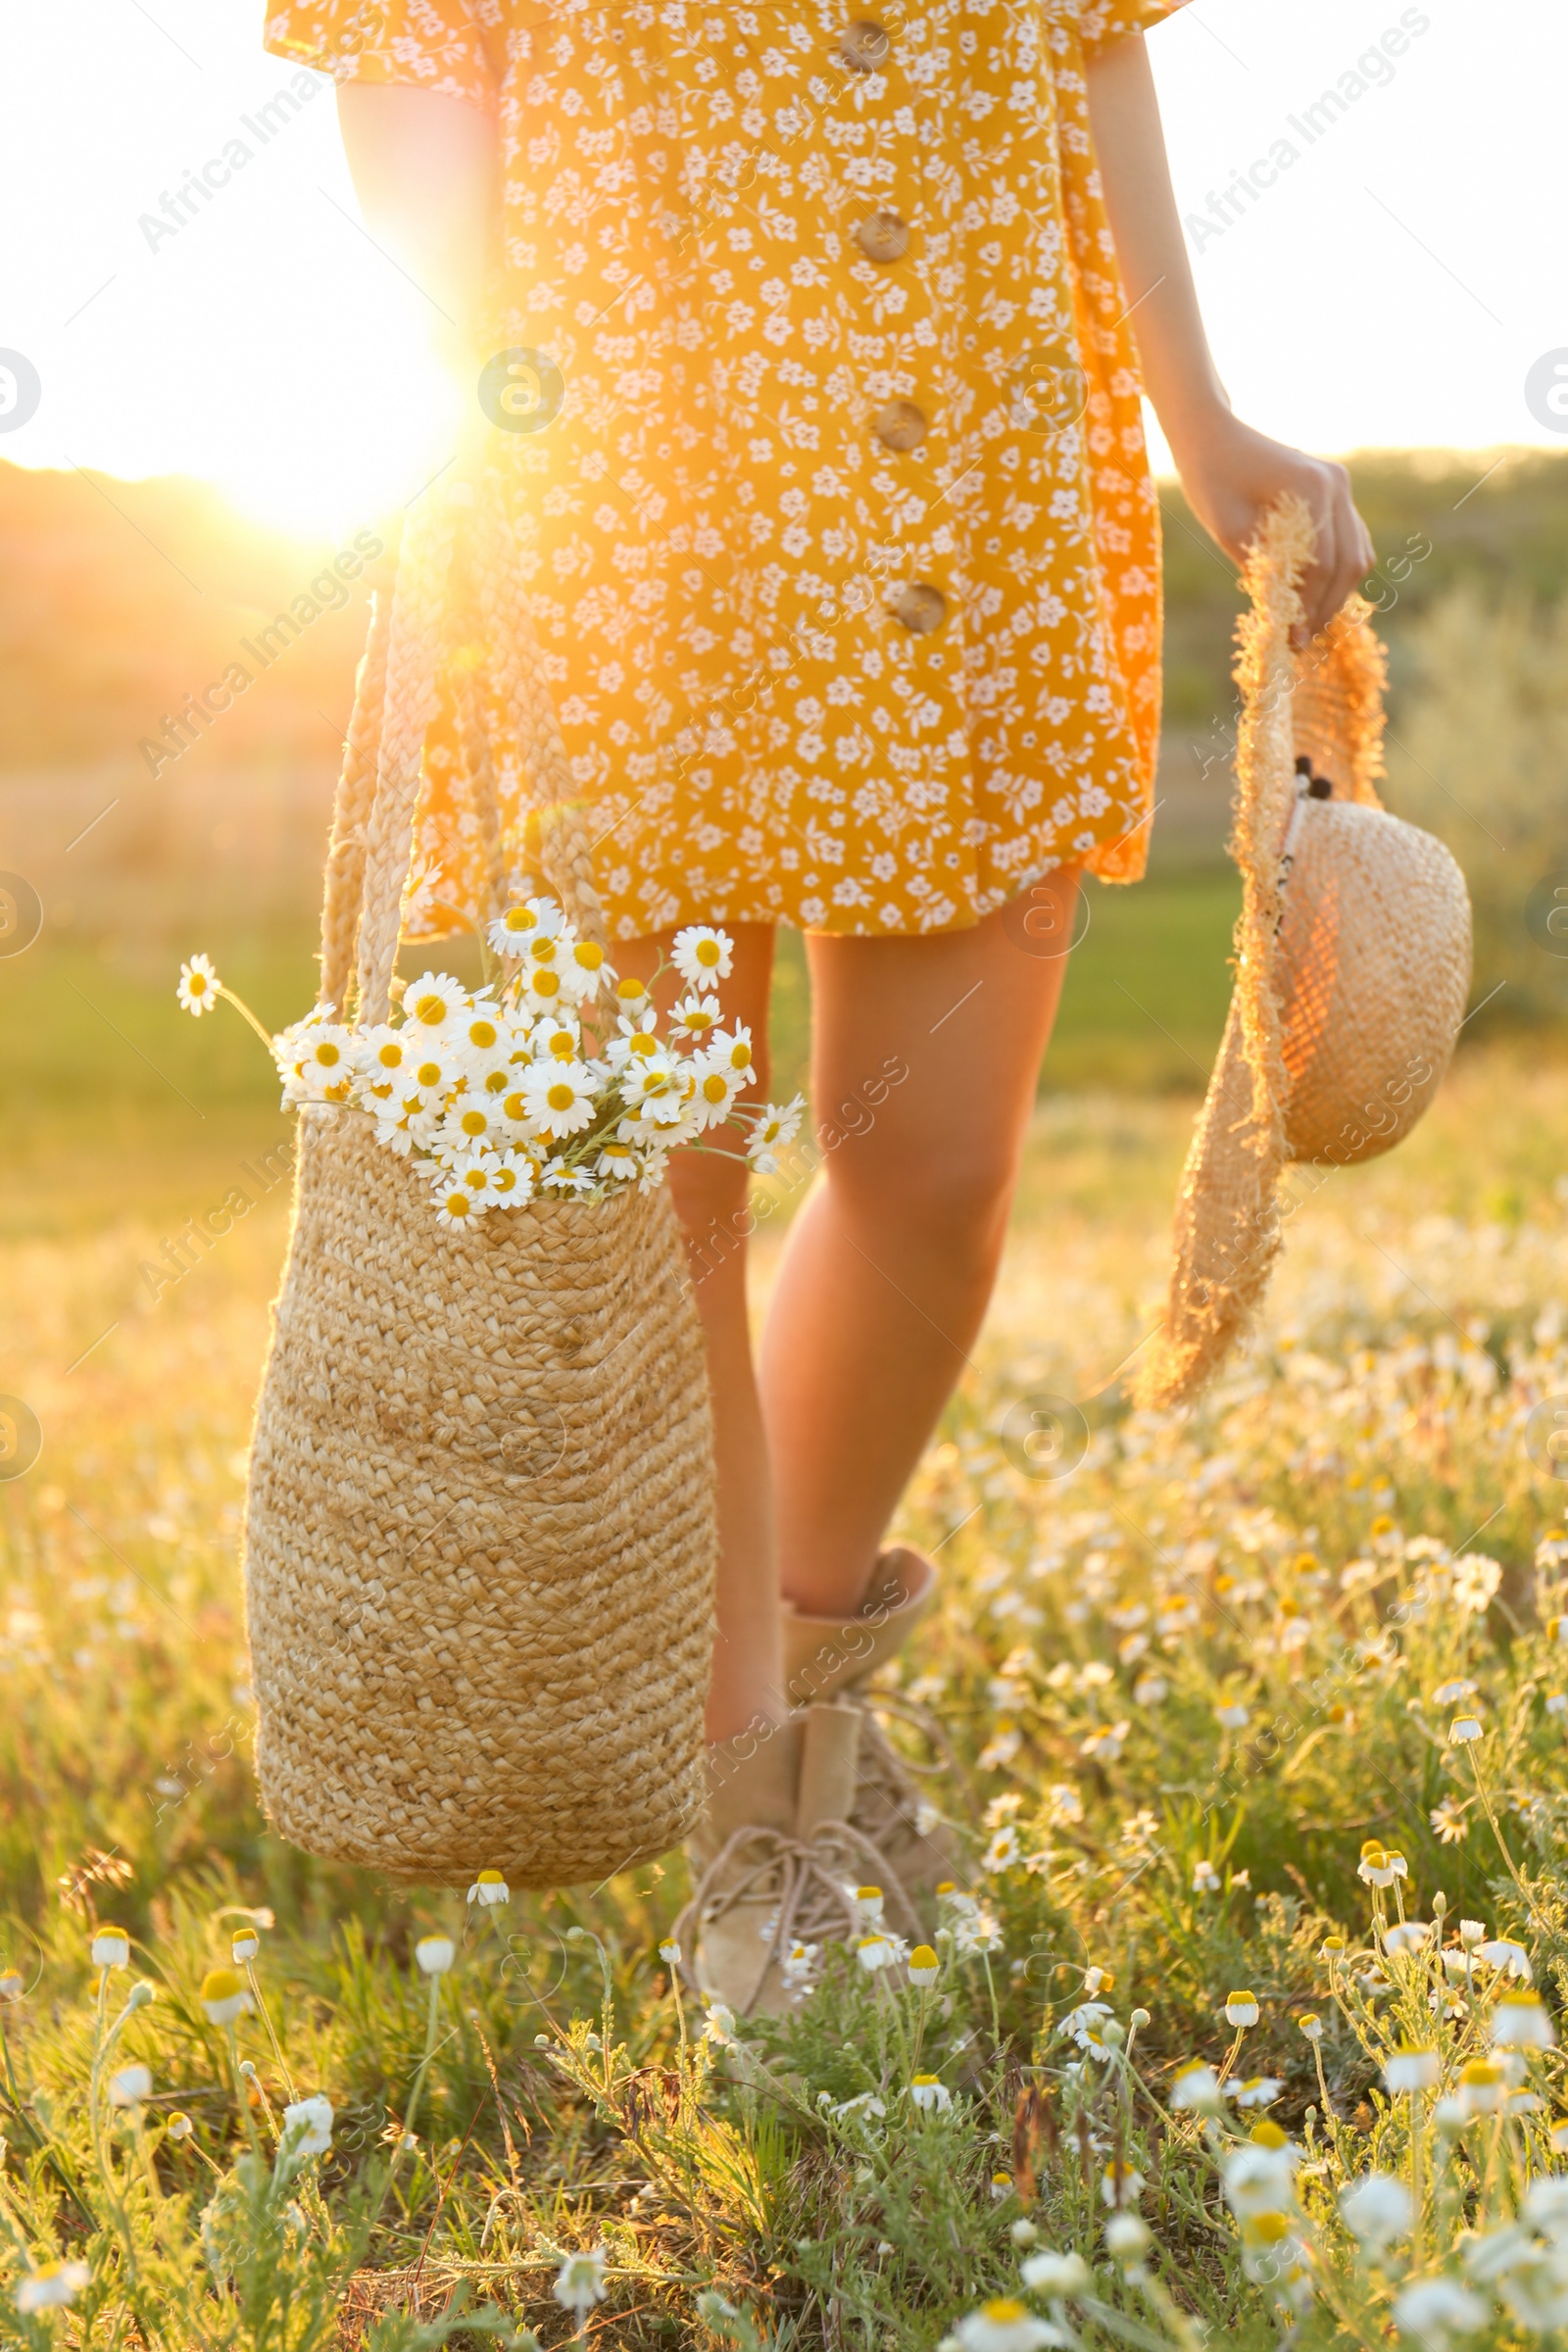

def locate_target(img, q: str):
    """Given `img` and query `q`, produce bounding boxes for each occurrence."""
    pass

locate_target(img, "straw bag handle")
[318,454,612,1028]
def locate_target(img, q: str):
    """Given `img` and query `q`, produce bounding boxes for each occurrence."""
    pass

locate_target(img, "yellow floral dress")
[265,0,1185,940]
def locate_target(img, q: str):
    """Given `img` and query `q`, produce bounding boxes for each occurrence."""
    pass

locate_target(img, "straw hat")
[1132,497,1472,1411]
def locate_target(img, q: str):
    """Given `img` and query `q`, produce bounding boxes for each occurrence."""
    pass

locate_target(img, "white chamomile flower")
[110,2063,152,2107]
[690,1058,746,1130]
[405,1046,458,1105]
[199,1966,254,2025]
[540,1160,597,1196]
[437,1101,506,1154]
[671,924,733,991]
[954,2297,1059,2352]
[279,2093,333,2160]
[402,972,468,1034]
[522,1059,599,1139]
[489,1150,537,1204]
[558,935,613,1002]
[668,992,721,1043]
[596,1140,640,1182]
[613,973,653,1023]
[432,1176,484,1228]
[177,953,220,1016]
[488,897,565,956]
[444,1150,501,1206]
[707,1023,755,1079]
[466,1870,510,1907]
[415,1936,455,1976]
[359,1024,412,1086]
[620,1053,692,1126]
[553,2246,609,2321]
[909,2073,952,2112]
[746,1095,805,1166]
[16,2262,89,2313]
[456,1003,507,1060]
[296,1024,356,1099]
[530,1015,584,1061]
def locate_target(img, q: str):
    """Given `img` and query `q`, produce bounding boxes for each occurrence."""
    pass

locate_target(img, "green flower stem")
[215,984,281,1055]
[243,1960,298,2103]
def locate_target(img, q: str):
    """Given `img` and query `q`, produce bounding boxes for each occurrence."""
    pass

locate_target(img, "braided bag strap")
[318,555,395,1019]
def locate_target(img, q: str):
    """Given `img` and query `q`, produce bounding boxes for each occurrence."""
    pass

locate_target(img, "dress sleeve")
[1078,0,1189,54]
[262,0,498,100]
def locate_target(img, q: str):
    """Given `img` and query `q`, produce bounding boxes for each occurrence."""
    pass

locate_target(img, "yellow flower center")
[461,1108,487,1135]
[982,2302,1026,2324]
[696,939,719,966]
[530,939,558,963]
[190,973,208,994]
[728,1042,752,1068]
[547,1082,575,1111]
[533,970,562,998]
[413,993,447,1025]
[701,1074,728,1102]
[503,906,537,933]
[572,942,604,969]
[445,1192,471,1216]
[375,1042,402,1067]
[314,1042,340,1066]
[467,1019,498,1050]
[416,1062,443,1089]
[504,1093,527,1120]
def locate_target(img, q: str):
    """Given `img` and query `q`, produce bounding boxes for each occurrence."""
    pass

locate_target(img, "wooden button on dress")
[891,583,948,633]
[854,211,910,264]
[873,399,927,452]
[835,19,891,71]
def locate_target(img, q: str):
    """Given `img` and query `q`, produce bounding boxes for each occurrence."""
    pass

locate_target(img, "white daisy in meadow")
[16,2261,89,2313]
[596,1140,640,1183]
[522,1060,599,1139]
[553,2247,609,2323]
[487,898,564,956]
[177,953,220,1015]
[668,992,722,1043]
[402,972,468,1034]
[671,923,733,990]
[954,2295,1060,2351]
[489,1151,537,1204]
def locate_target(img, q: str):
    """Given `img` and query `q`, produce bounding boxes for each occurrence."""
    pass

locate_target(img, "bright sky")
[3,0,1563,536]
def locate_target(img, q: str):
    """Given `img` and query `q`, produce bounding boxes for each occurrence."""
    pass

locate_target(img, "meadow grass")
[4,1036,1568,2344]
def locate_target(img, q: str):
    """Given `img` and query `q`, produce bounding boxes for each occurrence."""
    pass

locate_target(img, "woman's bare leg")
[760,877,1082,1621]
[614,921,782,1745]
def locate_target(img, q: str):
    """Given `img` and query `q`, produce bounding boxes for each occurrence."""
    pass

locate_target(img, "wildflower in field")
[1357,1841,1405,1887]
[1452,1553,1503,1614]
[1229,2076,1283,2108]
[1547,1691,1568,1717]
[1214,1701,1250,1730]
[1477,1937,1532,1980]
[658,1938,680,1967]
[1433,1678,1479,1705]
[1385,2046,1441,2091]
[703,2001,736,2044]
[982,1826,1022,1872]
[1058,2001,1113,2050]
[91,1927,130,1970]
[554,2247,609,2322]
[415,1936,455,1976]
[909,2074,952,2112]
[1171,2062,1221,2113]
[1297,2012,1323,2040]
[857,1934,896,1972]
[1450,1714,1485,1743]
[951,2298,1059,2352]
[781,1942,817,1991]
[952,1906,1004,1956]
[1101,2161,1144,2207]
[109,2063,151,2107]
[15,2261,89,2312]
[1020,2250,1089,2293]
[1457,2058,1508,2116]
[0,1971,21,2001]
[177,954,220,1015]
[907,1944,939,1986]
[979,1723,1021,1770]
[1432,1797,1471,1843]
[1079,1721,1128,1761]
[199,1967,253,2025]
[1386,1922,1431,1955]
[166,2112,193,2141]
[854,1886,885,1925]
[466,1869,510,1907]
[1492,1990,1556,2048]
[276,2094,333,2164]
[1340,2173,1412,2252]
[1221,2128,1298,2220]
[231,1929,259,1964]
[989,2173,1012,2200]
[1225,1990,1259,2027]
[1193,1859,1220,1892]
[833,2091,887,2121]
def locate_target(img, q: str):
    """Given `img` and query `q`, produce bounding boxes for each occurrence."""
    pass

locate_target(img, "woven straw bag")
[243,463,717,1887]
[1133,497,1472,1411]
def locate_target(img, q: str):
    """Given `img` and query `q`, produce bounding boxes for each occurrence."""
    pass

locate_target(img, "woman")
[264,0,1373,2008]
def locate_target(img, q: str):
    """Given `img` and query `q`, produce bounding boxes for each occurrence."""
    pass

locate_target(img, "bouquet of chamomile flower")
[176,900,804,1227]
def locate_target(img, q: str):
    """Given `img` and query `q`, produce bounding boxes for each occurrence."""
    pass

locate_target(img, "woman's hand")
[1173,412,1377,642]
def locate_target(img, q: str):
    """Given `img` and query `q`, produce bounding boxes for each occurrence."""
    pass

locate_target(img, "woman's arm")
[1085,33,1374,638]
[336,82,497,369]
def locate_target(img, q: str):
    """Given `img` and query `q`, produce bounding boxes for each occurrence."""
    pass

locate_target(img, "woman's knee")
[826,1125,1020,1269]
